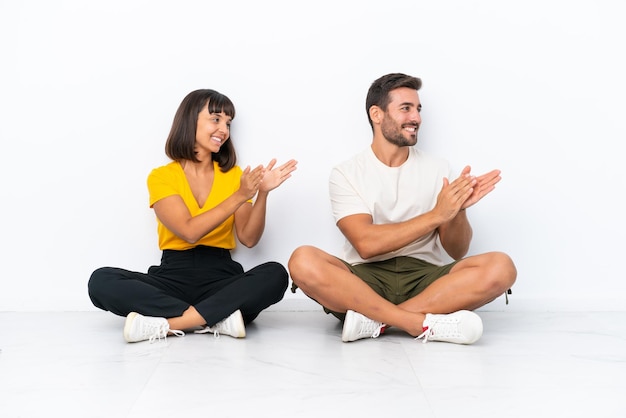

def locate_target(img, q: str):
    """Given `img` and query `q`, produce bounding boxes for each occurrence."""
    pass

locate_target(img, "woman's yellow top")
[147,161,243,250]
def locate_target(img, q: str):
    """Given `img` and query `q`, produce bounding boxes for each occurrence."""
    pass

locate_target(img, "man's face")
[380,87,422,147]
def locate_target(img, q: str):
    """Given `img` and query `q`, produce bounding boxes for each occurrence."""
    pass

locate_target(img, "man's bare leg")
[397,252,517,314]
[289,245,425,336]
[289,246,516,337]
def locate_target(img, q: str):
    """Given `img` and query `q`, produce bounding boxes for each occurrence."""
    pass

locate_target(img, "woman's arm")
[153,165,264,244]
[235,159,297,247]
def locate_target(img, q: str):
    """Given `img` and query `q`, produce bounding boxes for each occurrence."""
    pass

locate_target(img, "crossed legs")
[288,245,517,337]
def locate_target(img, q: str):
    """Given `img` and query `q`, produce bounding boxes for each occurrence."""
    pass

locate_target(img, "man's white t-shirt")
[329,146,452,266]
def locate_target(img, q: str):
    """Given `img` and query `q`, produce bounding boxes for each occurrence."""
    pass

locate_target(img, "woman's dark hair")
[165,89,237,172]
[365,73,422,130]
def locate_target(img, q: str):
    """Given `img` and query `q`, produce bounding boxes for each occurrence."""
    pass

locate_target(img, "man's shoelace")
[415,326,433,343]
[360,319,383,338]
[415,317,459,344]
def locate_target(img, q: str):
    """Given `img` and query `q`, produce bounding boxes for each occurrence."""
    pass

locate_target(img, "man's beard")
[381,118,418,147]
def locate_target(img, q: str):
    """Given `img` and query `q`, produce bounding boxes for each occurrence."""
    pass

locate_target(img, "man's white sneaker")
[194,309,246,338]
[123,312,184,343]
[341,310,386,342]
[416,310,483,344]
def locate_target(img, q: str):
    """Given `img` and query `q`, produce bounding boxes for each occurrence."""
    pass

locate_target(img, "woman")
[88,89,297,343]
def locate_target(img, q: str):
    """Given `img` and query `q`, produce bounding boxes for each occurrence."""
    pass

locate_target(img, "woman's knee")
[256,261,289,288]
[87,267,117,308]
[88,267,114,296]
[260,261,288,276]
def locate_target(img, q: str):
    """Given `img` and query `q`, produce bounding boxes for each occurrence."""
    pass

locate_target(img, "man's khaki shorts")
[325,256,457,320]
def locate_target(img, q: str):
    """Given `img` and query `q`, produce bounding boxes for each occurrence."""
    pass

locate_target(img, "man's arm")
[337,172,477,260]
[337,211,444,260]
[438,209,473,260]
[438,167,502,260]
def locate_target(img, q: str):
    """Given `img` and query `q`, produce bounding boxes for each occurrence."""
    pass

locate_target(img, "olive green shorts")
[324,256,457,320]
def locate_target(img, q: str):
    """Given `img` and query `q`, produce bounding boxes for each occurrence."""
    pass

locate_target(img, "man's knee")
[289,245,332,292]
[487,251,517,290]
[288,245,317,277]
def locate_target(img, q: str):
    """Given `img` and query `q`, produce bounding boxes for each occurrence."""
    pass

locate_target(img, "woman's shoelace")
[193,326,220,338]
[146,323,184,343]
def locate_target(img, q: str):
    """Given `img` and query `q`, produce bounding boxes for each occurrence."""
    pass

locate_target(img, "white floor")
[1,306,625,418]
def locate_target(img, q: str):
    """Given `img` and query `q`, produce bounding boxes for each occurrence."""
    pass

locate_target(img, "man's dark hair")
[165,89,237,172]
[365,73,422,129]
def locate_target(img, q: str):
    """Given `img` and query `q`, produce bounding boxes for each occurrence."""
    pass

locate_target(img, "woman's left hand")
[259,158,298,192]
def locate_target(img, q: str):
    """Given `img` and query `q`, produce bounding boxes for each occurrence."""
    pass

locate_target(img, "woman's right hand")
[238,165,265,200]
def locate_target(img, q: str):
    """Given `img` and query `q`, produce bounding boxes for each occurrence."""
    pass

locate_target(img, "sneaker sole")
[231,310,246,338]
[341,310,356,342]
[123,312,139,342]
[460,312,483,344]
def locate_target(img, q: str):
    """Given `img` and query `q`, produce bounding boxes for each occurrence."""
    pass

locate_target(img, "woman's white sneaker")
[123,312,184,343]
[194,309,246,338]
[416,310,483,344]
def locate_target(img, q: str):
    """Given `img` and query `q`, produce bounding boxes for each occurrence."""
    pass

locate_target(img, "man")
[288,73,516,344]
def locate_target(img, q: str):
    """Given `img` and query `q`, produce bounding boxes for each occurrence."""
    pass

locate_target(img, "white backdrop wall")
[1,0,624,312]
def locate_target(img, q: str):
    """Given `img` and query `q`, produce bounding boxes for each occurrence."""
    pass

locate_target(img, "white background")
[1,0,624,312]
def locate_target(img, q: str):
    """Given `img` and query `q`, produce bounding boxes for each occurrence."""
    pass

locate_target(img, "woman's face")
[195,103,232,156]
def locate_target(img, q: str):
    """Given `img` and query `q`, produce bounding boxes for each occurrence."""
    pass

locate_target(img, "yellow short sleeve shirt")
[147,161,243,250]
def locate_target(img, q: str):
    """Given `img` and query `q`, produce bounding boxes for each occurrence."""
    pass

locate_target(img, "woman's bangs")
[208,94,235,119]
